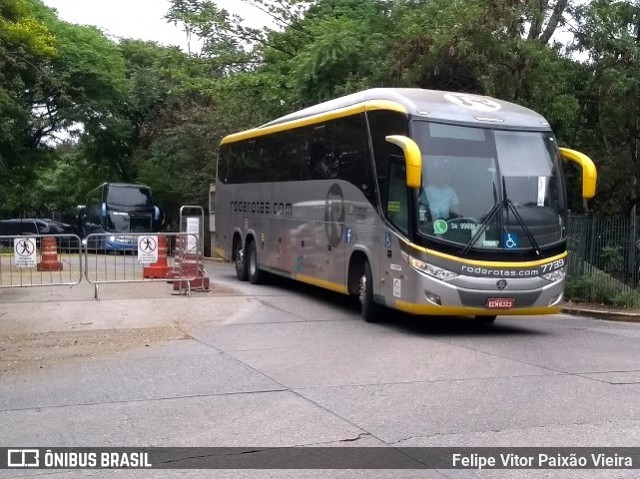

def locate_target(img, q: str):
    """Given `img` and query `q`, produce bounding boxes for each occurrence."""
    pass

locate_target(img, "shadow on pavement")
[384,314,549,338]
[217,268,549,338]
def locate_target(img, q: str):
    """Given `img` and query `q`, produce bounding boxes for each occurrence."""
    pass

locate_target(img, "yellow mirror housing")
[558,148,597,199]
[385,135,422,188]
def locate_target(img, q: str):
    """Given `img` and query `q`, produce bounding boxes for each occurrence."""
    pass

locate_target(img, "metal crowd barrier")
[83,232,202,300]
[0,234,83,289]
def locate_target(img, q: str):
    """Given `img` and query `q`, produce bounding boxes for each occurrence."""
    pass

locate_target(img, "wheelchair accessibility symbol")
[503,233,519,249]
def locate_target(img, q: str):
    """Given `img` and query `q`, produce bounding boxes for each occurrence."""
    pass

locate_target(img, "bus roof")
[221,88,551,145]
[88,182,151,191]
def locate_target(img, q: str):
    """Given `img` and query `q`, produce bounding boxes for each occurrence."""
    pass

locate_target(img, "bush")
[566,269,640,307]
[565,276,619,305]
[611,291,640,308]
[600,246,624,275]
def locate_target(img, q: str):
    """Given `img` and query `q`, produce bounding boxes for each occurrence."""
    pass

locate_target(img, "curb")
[562,306,640,323]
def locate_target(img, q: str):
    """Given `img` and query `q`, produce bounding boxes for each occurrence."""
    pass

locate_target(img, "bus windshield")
[413,122,567,251]
[106,186,153,207]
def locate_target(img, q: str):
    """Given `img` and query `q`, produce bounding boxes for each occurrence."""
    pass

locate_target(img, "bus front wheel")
[475,315,497,324]
[359,261,384,323]
[235,240,248,281]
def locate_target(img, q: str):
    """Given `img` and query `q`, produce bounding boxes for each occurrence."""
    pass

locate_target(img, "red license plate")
[486,298,515,309]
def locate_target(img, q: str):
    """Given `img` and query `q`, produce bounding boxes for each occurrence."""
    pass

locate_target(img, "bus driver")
[419,163,461,221]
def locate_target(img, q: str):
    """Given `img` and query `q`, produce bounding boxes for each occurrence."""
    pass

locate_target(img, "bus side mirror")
[558,148,597,199]
[385,135,422,188]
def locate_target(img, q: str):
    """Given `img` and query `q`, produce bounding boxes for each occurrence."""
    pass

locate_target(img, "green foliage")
[566,265,640,308]
[0,0,57,205]
[565,275,618,304]
[573,0,640,215]
[1,0,639,233]
[611,291,640,308]
[0,0,56,56]
[565,271,621,304]
[600,245,624,274]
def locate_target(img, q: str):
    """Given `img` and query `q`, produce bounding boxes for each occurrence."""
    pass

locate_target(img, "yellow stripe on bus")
[394,301,561,316]
[221,100,408,145]
[399,237,568,268]
[294,274,349,295]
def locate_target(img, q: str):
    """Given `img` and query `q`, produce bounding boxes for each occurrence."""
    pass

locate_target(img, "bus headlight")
[405,254,458,281]
[542,268,566,283]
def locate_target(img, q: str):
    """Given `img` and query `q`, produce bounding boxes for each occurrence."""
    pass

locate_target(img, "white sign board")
[137,236,158,264]
[186,217,200,253]
[14,238,37,268]
[537,176,548,207]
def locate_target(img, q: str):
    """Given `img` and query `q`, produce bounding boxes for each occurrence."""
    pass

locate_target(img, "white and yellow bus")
[214,88,597,323]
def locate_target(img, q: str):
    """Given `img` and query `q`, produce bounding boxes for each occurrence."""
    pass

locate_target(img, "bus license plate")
[487,298,514,309]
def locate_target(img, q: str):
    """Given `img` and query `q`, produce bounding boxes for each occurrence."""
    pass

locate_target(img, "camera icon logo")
[7,449,39,468]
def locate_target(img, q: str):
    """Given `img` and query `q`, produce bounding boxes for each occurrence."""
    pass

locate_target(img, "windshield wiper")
[461,178,541,256]
[461,182,501,256]
[502,177,540,256]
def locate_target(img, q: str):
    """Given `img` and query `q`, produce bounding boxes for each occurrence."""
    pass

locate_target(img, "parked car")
[36,218,78,235]
[0,218,79,250]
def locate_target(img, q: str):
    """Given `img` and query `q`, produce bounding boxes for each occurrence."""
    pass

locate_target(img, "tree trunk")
[528,0,548,40]
[540,0,569,44]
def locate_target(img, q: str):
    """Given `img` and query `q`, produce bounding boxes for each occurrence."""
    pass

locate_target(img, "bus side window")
[218,145,229,183]
[367,110,409,213]
[335,114,375,201]
[280,129,306,181]
[386,158,409,235]
[308,123,338,180]
[230,140,260,183]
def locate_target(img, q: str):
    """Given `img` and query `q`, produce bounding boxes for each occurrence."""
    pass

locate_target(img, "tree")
[574,0,640,214]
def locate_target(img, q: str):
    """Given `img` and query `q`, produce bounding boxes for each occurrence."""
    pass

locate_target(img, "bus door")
[379,157,410,301]
[291,196,343,287]
[302,124,346,288]
[321,185,346,288]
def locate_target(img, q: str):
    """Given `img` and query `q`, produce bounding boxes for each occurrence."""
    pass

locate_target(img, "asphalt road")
[2,261,640,478]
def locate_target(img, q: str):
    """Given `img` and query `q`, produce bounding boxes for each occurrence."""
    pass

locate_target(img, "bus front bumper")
[391,274,565,317]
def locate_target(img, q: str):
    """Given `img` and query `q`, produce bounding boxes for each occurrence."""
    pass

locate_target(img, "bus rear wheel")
[235,240,248,281]
[475,315,497,324]
[247,240,264,285]
[359,261,384,323]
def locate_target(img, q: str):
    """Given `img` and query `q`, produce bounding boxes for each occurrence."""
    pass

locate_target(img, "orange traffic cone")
[37,237,63,272]
[143,235,170,278]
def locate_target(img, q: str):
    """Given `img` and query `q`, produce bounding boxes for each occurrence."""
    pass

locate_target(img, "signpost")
[14,238,36,268]
[137,236,159,264]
